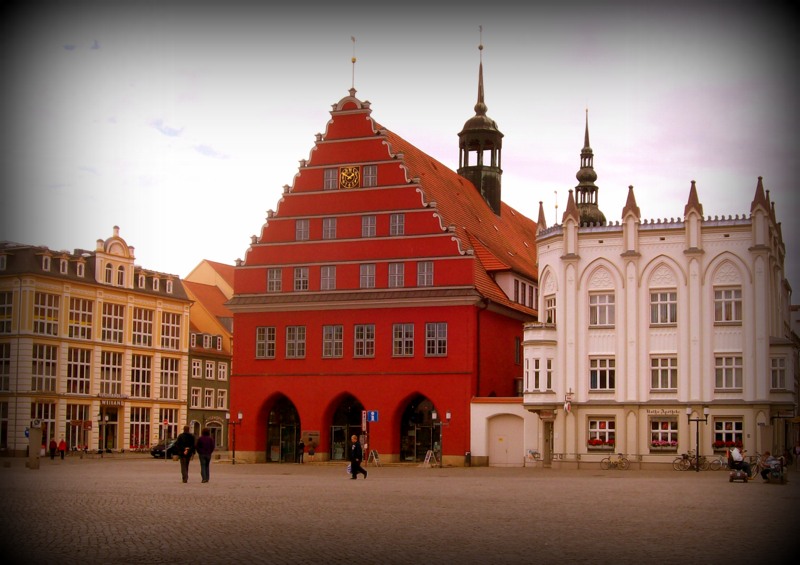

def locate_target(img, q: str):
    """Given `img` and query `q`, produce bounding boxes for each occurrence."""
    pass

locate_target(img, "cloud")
[193,144,229,159]
[151,119,183,137]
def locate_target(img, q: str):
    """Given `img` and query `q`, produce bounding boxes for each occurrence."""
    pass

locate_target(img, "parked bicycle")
[600,452,630,470]
[708,453,729,471]
[672,450,710,471]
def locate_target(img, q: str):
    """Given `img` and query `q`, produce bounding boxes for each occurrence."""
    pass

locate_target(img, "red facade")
[229,89,538,464]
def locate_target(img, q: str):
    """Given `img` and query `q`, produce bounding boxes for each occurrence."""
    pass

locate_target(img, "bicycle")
[708,453,729,471]
[672,450,710,471]
[600,452,630,470]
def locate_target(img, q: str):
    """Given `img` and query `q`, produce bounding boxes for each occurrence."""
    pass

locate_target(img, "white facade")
[521,179,797,469]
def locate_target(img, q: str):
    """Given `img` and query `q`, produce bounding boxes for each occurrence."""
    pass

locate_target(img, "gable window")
[362,164,377,187]
[322,217,337,240]
[216,336,222,350]
[104,263,113,283]
[322,325,343,358]
[388,263,404,288]
[296,219,310,241]
[425,322,447,356]
[589,293,615,327]
[267,268,282,292]
[286,326,306,358]
[650,291,677,325]
[203,335,211,349]
[294,267,309,291]
[715,355,742,390]
[362,215,376,238]
[321,265,336,291]
[417,261,433,287]
[323,168,338,190]
[190,333,197,348]
[256,327,276,359]
[714,288,742,323]
[392,323,414,357]
[771,357,786,390]
[650,357,677,390]
[117,266,125,286]
[360,264,375,289]
[354,324,375,358]
[389,213,405,236]
[589,357,615,390]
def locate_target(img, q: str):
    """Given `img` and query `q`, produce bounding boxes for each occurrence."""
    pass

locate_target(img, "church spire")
[458,26,504,215]
[574,109,606,225]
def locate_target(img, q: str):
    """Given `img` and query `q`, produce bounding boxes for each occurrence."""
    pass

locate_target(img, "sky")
[2,0,798,293]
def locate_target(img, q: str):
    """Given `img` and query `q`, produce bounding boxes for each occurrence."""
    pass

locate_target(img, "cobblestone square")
[1,456,796,564]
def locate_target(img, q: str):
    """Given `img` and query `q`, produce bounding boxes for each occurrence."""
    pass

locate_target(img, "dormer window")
[42,255,51,271]
[76,262,85,277]
[104,263,113,283]
[203,334,211,348]
[190,333,196,347]
[166,280,173,294]
[152,278,159,291]
[117,266,125,286]
[216,336,222,350]
[0,255,6,271]
[138,273,145,288]
[60,259,68,274]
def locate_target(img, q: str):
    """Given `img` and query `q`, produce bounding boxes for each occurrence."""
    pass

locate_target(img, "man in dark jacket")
[175,426,196,483]
[349,434,367,480]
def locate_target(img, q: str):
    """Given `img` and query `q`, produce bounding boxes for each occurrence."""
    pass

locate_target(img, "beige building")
[0,227,190,456]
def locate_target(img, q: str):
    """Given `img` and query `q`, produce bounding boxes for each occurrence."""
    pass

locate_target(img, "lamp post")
[226,411,243,465]
[431,410,451,467]
[686,406,710,473]
[99,413,109,458]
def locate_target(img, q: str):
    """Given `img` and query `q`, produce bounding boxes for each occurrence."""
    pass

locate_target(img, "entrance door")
[280,424,297,463]
[400,396,438,462]
[266,396,300,463]
[330,395,365,461]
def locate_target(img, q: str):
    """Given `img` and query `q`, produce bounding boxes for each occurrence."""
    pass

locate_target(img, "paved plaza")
[1,455,797,564]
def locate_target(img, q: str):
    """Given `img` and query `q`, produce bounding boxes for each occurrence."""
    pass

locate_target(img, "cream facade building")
[0,227,191,456]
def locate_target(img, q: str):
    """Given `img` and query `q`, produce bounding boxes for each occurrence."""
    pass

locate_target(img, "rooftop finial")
[351,36,357,90]
[475,26,486,115]
[479,25,483,63]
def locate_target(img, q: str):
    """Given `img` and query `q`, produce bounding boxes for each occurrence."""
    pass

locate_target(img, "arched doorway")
[330,395,364,461]
[400,396,439,462]
[266,396,300,463]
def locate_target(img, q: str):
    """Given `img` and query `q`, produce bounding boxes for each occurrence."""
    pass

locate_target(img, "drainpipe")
[476,298,490,396]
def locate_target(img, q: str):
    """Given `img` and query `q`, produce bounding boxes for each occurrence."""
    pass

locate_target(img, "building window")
[64,404,89,450]
[546,359,553,390]
[295,219,310,241]
[31,344,57,392]
[587,418,615,449]
[771,357,786,390]
[392,323,414,357]
[256,327,276,359]
[42,255,51,271]
[589,357,615,391]
[649,419,678,450]
[217,363,228,381]
[294,267,309,291]
[104,263,113,283]
[159,408,178,441]
[205,360,215,380]
[204,388,214,409]
[713,419,743,450]
[203,335,211,349]
[138,273,145,288]
[389,213,405,235]
[286,326,306,358]
[388,263,404,288]
[354,324,375,358]
[101,302,125,344]
[166,280,173,294]
[267,268,282,292]
[132,307,153,347]
[60,258,68,274]
[417,261,433,287]
[66,347,91,395]
[0,255,6,271]
[77,262,85,277]
[117,266,125,286]
[160,357,180,400]
[161,311,181,350]
[362,215,376,238]
[589,293,615,327]
[321,265,336,291]
[544,295,556,324]
[99,350,123,395]
[152,277,159,291]
[130,354,152,398]
[532,359,540,390]
[32,402,56,447]
[425,322,447,357]
[514,280,519,303]
[715,355,742,390]
[68,297,93,340]
[714,288,742,323]
[34,292,60,336]
[192,359,202,379]
[322,217,337,240]
[650,357,677,390]
[129,407,151,451]
[650,291,677,325]
[216,336,222,351]
[323,325,344,358]
[0,292,11,334]
[323,168,338,190]
[362,164,377,187]
[190,333,197,348]
[216,389,227,409]
[190,387,201,408]
[0,343,10,391]
[360,264,375,289]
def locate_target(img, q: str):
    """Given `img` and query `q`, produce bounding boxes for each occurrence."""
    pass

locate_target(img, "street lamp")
[431,410,451,467]
[99,413,109,458]
[686,406,710,473]
[226,411,243,465]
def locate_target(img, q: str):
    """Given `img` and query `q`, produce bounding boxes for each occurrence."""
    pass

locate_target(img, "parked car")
[150,439,179,458]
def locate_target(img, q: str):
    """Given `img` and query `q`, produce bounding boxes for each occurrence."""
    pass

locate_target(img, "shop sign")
[646,409,681,415]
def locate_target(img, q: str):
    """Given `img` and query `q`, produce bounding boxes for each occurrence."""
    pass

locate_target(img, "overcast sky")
[2,1,798,294]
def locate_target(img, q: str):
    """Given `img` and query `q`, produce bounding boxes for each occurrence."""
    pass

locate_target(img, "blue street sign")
[367,410,379,422]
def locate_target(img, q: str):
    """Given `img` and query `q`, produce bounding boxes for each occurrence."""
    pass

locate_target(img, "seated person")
[759,451,779,481]
[729,446,752,477]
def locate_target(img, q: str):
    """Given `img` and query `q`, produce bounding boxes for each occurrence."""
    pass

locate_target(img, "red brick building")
[229,63,539,464]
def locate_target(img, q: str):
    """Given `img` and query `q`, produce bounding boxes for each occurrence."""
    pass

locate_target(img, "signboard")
[366,410,379,422]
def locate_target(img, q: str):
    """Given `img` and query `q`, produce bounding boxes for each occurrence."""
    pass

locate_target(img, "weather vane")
[554,190,558,224]
[351,36,357,90]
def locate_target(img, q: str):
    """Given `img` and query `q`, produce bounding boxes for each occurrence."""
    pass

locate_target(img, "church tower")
[574,110,606,225]
[458,34,503,215]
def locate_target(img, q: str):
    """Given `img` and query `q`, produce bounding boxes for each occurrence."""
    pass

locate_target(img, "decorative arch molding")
[320,391,367,424]
[703,252,753,287]
[577,258,624,292]
[640,255,687,288]
[540,267,558,296]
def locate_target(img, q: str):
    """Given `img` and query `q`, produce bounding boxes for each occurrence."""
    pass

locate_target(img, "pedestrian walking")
[297,439,305,463]
[195,428,215,483]
[48,439,57,460]
[348,434,367,480]
[175,426,196,483]
[58,437,67,460]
